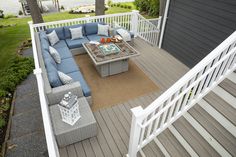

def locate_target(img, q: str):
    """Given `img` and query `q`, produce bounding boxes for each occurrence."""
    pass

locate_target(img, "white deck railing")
[136,14,161,46]
[29,11,160,157]
[28,21,60,157]
[127,31,236,157]
[32,11,160,46]
[147,17,162,29]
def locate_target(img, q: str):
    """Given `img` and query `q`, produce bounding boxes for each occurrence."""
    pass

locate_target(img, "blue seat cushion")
[84,22,99,36]
[64,24,85,39]
[55,47,72,59]
[65,37,90,49]
[57,58,79,74]
[46,27,65,40]
[44,58,62,87]
[67,71,91,97]
[87,34,108,42]
[52,40,68,49]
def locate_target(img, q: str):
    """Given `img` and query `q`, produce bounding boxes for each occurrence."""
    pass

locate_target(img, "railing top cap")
[132,10,140,13]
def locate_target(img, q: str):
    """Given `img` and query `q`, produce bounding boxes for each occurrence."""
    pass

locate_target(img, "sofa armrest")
[47,81,84,105]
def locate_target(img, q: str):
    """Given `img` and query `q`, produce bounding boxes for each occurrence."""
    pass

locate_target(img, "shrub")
[4,14,17,19]
[116,3,121,7]
[134,0,159,17]
[0,10,4,18]
[108,0,112,6]
[0,117,6,128]
[120,4,124,8]
[60,5,65,10]
[124,5,128,9]
[0,56,34,97]
[18,10,23,16]
[127,5,132,9]
[69,10,74,14]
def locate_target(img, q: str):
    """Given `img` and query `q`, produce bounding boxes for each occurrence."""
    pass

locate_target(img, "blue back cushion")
[39,31,48,40]
[39,31,50,50]
[64,24,85,39]
[41,38,49,51]
[84,22,99,35]
[46,27,65,40]
[44,58,62,87]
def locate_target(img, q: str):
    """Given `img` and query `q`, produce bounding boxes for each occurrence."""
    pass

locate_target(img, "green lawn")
[0,7,133,71]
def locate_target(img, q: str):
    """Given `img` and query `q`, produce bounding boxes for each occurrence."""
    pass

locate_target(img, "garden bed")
[0,94,14,157]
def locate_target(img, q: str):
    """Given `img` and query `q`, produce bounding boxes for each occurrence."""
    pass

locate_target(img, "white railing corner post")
[28,21,33,25]
[131,10,139,37]
[127,106,144,157]
[157,16,162,30]
[85,15,91,23]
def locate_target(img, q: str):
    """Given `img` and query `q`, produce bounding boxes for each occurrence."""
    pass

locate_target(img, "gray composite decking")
[59,38,236,157]
[59,37,190,157]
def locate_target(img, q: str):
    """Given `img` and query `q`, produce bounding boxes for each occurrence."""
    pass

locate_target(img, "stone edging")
[1,91,16,157]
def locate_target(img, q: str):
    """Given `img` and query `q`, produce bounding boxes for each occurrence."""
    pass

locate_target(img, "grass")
[0,7,132,71]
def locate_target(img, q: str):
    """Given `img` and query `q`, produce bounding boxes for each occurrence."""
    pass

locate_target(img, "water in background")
[0,0,96,15]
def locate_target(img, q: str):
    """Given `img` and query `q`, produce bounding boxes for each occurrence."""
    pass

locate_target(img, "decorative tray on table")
[98,43,121,56]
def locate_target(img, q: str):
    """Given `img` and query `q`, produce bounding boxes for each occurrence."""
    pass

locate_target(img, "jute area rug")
[75,54,159,111]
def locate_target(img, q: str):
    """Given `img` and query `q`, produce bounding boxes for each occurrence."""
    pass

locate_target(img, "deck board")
[74,143,86,157]
[59,38,190,157]
[89,137,104,157]
[82,139,96,157]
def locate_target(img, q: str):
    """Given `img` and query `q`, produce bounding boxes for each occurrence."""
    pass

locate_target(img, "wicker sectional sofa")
[35,22,134,105]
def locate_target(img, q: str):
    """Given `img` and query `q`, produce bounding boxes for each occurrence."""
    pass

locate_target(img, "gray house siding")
[162,0,236,67]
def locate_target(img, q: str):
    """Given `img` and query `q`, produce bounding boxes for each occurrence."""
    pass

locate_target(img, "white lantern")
[58,92,81,125]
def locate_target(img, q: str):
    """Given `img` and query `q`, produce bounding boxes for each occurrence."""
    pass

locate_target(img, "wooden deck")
[59,38,236,157]
[59,38,189,157]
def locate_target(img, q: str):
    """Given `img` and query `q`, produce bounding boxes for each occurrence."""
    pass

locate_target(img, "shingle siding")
[162,0,236,67]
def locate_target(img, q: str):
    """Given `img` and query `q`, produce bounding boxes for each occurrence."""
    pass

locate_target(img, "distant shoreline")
[0,0,95,15]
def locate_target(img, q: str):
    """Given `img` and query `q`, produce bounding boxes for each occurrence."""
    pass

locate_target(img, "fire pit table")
[83,40,140,77]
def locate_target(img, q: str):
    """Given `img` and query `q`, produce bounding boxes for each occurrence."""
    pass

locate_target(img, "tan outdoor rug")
[75,54,159,111]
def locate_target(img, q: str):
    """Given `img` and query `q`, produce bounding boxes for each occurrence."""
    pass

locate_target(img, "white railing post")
[85,15,91,23]
[157,16,162,30]
[127,106,144,157]
[131,10,139,37]
[158,0,171,48]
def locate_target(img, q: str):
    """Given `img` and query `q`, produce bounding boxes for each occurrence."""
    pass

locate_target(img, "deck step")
[227,73,236,84]
[189,105,236,155]
[168,125,199,157]
[212,86,236,109]
[219,79,236,97]
[157,129,191,157]
[183,112,231,157]
[173,117,221,157]
[198,99,236,137]
[204,92,236,126]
